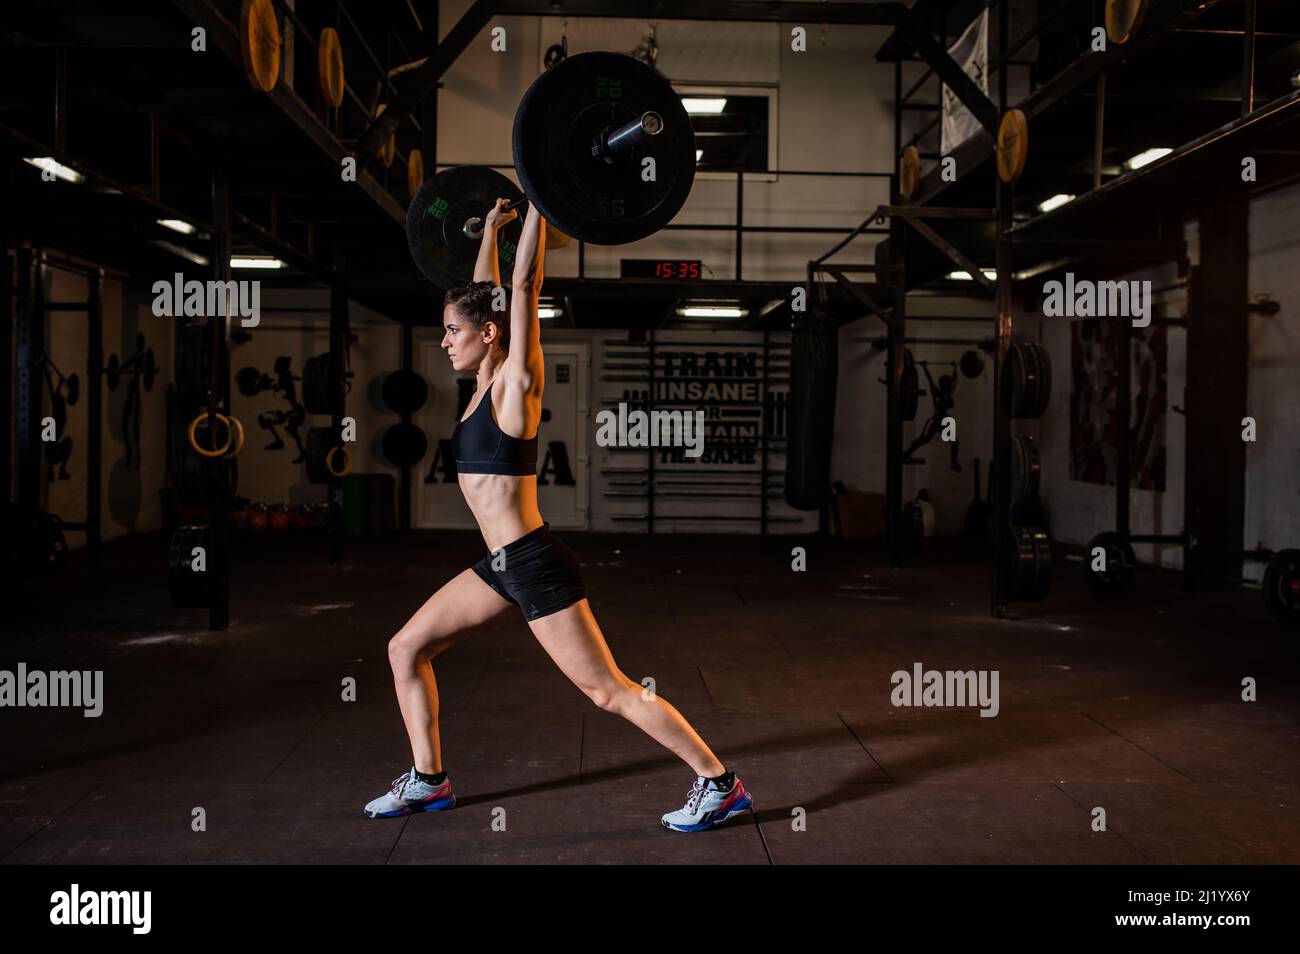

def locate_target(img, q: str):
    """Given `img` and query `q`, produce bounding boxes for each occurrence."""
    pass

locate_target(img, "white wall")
[1244,182,1300,566]
[1035,185,1300,576]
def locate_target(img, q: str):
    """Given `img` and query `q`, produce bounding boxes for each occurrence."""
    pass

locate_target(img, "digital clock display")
[621,259,703,280]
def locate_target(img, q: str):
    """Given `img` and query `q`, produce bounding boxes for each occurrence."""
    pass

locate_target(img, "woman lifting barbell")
[365,197,752,832]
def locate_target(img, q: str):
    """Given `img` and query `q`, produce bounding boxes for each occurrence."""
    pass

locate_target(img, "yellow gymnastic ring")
[325,446,352,477]
[188,411,234,459]
[225,414,246,457]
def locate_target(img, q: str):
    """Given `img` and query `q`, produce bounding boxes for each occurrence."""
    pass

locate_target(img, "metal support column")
[1242,0,1257,117]
[735,170,744,280]
[1116,315,1132,539]
[0,236,13,505]
[1093,74,1106,190]
[329,243,350,563]
[885,215,906,566]
[54,50,68,155]
[15,247,40,512]
[420,1,439,175]
[208,162,233,629]
[85,268,103,561]
[399,322,413,530]
[991,0,1013,617]
[760,328,770,536]
[647,330,656,533]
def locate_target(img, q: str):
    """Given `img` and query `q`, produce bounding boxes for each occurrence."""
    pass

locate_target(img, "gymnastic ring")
[325,446,352,477]
[188,411,234,459]
[224,414,246,457]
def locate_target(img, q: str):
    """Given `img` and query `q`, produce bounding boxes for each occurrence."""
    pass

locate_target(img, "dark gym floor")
[3,529,1298,865]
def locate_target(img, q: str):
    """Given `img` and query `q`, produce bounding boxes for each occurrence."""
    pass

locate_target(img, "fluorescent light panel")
[946,270,997,282]
[1037,193,1075,213]
[157,218,196,235]
[230,256,284,269]
[23,156,84,183]
[681,97,727,115]
[1124,147,1172,170]
[677,306,747,318]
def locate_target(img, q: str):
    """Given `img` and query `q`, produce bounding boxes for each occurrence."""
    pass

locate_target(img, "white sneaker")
[661,774,753,832]
[363,768,456,818]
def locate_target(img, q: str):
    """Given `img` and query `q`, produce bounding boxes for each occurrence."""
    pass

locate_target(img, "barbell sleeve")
[596,111,664,161]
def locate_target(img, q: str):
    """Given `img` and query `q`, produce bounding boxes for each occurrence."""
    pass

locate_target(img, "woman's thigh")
[526,600,627,696]
[394,567,513,655]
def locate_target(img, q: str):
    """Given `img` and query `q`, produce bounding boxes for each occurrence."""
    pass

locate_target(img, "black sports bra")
[452,380,538,476]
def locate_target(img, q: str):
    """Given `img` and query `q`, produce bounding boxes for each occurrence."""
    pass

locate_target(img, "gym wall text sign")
[49,885,151,934]
[890,663,1000,718]
[0,664,103,717]
[1041,272,1152,327]
[595,403,706,457]
[651,348,768,465]
[150,273,262,327]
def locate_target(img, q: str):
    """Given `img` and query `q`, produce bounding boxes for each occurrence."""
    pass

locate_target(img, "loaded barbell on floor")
[407,52,696,288]
[1084,533,1300,625]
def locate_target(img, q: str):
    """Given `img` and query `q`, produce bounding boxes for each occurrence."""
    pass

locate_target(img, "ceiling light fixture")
[681,97,727,115]
[1124,147,1172,171]
[1037,194,1075,213]
[157,218,197,235]
[23,156,83,183]
[230,256,285,269]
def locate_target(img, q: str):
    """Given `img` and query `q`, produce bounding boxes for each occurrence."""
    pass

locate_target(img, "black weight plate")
[169,525,211,608]
[1009,435,1040,509]
[1084,531,1136,595]
[512,51,696,245]
[406,166,525,289]
[381,369,429,414]
[236,366,264,397]
[1005,524,1053,601]
[1262,548,1300,626]
[901,349,920,422]
[1021,340,1050,418]
[381,422,428,466]
[959,349,984,379]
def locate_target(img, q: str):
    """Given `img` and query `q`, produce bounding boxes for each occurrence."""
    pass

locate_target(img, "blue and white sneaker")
[661,774,753,832]
[364,768,456,818]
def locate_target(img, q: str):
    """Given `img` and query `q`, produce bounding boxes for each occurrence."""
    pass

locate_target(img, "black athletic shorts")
[471,522,586,621]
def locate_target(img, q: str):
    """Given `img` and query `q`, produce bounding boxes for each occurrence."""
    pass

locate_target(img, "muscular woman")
[364,198,752,832]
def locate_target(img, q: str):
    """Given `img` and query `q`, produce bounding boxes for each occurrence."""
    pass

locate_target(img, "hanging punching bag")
[784,306,838,510]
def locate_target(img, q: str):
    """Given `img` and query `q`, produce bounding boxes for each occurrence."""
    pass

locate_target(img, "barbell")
[406,51,696,289]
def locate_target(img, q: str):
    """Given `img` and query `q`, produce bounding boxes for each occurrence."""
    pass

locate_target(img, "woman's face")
[441,304,492,372]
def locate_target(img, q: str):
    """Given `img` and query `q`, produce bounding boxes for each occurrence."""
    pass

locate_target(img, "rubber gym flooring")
[3,530,1298,865]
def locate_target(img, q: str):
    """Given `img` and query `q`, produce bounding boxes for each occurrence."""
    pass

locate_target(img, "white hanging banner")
[940,10,988,157]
